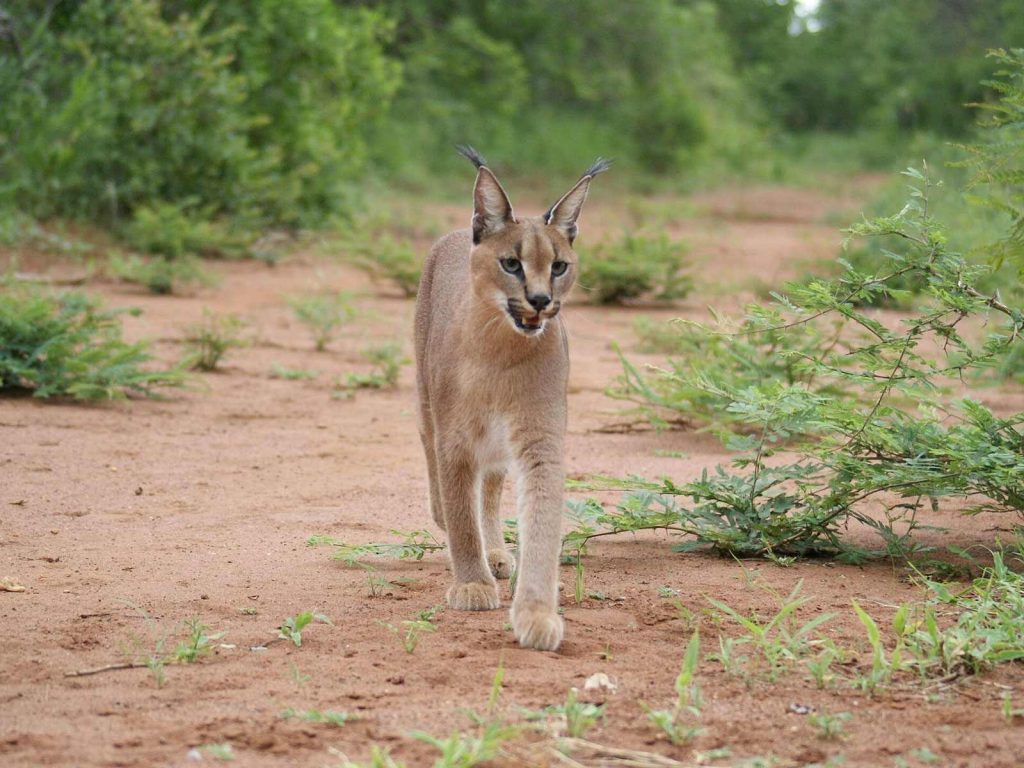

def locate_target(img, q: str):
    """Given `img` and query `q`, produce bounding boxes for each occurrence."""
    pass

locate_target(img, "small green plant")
[328,745,407,768]
[0,284,185,400]
[281,707,358,727]
[183,309,247,371]
[412,721,517,768]
[346,233,422,298]
[1002,692,1024,722]
[807,710,851,741]
[308,530,445,567]
[642,629,704,745]
[851,599,903,692]
[707,581,836,682]
[122,201,249,259]
[806,643,842,689]
[173,617,226,664]
[526,688,604,739]
[289,292,354,351]
[277,611,332,647]
[108,251,211,295]
[336,343,408,395]
[381,605,441,653]
[199,743,235,762]
[579,232,691,304]
[269,363,319,380]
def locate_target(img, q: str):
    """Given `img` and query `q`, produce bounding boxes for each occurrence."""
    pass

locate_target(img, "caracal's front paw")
[511,601,564,651]
[486,548,514,580]
[447,580,500,611]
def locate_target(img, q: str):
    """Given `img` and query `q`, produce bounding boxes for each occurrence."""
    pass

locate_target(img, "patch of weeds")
[0,284,185,400]
[308,530,445,567]
[579,232,692,304]
[277,610,332,647]
[412,721,518,768]
[122,200,250,259]
[525,688,605,739]
[288,661,311,689]
[198,743,235,762]
[707,580,836,683]
[173,618,226,664]
[349,234,422,298]
[281,707,358,727]
[327,745,407,768]
[381,605,441,654]
[1003,692,1024,722]
[119,607,225,687]
[335,343,408,397]
[642,629,704,745]
[806,643,843,689]
[289,292,354,351]
[807,710,851,741]
[182,309,247,371]
[269,363,319,380]
[900,547,1024,679]
[108,251,211,295]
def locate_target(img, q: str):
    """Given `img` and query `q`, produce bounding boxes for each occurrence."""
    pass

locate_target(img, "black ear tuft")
[581,157,613,179]
[456,144,488,170]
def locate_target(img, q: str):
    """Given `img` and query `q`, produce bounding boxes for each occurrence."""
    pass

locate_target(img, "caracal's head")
[458,146,610,338]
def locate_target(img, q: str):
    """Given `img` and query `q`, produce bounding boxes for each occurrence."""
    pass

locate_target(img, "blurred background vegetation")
[1,0,1022,240]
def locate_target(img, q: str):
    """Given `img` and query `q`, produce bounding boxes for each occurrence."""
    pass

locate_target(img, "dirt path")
[2,180,1022,767]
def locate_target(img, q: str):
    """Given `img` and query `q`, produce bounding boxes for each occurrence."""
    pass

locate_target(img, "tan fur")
[414,154,604,651]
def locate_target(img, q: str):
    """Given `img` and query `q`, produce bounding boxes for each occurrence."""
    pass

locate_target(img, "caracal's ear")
[456,145,515,245]
[545,158,612,244]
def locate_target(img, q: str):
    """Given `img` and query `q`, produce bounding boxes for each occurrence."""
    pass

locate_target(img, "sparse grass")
[412,721,518,768]
[308,530,445,567]
[642,630,703,745]
[347,234,422,297]
[108,251,211,295]
[336,343,408,396]
[277,610,332,647]
[807,710,851,741]
[198,743,235,762]
[706,580,836,683]
[381,605,441,653]
[182,309,247,371]
[289,292,354,351]
[118,606,225,688]
[172,618,226,664]
[524,688,605,739]
[281,707,359,727]
[269,363,319,380]
[578,232,691,305]
[0,283,185,400]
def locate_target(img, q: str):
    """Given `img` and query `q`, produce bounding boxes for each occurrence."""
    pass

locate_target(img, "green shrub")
[183,310,247,371]
[122,202,250,260]
[0,1,399,227]
[343,233,421,297]
[337,343,408,396]
[598,167,1024,560]
[579,233,691,304]
[108,252,211,296]
[289,292,354,351]
[0,283,184,399]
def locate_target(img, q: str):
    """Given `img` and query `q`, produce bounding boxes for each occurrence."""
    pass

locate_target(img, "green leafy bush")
[183,310,247,371]
[579,233,691,304]
[289,292,354,351]
[592,166,1024,560]
[108,252,210,296]
[0,284,184,399]
[0,0,398,227]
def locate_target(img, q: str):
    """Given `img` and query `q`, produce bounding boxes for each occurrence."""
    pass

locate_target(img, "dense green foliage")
[2,1,1022,235]
[0,284,184,399]
[606,162,1024,559]
[0,0,397,228]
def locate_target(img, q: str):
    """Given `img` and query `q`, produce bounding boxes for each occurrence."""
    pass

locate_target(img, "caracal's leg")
[509,428,564,651]
[480,470,513,579]
[438,443,499,610]
[420,425,445,531]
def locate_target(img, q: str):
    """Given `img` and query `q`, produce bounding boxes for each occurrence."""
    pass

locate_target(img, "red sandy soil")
[2,180,1023,767]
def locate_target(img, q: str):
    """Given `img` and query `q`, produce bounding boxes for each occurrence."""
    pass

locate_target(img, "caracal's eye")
[499,257,523,275]
[551,260,568,277]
